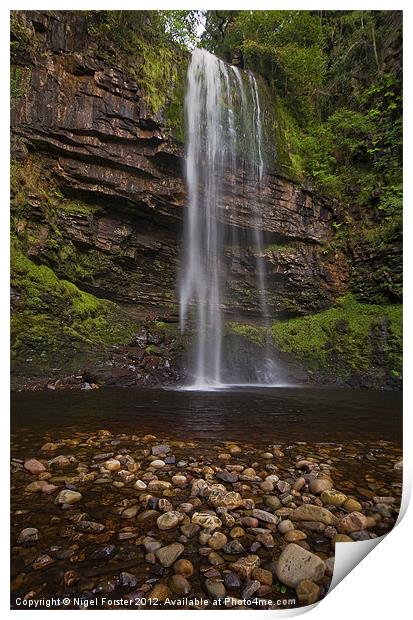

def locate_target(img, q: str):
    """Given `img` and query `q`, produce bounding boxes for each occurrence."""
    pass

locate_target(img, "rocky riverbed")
[11,429,402,610]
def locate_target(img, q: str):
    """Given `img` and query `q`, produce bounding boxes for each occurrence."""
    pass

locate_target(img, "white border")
[2,2,410,619]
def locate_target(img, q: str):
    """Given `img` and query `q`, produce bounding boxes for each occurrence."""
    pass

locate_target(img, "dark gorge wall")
[10,11,400,389]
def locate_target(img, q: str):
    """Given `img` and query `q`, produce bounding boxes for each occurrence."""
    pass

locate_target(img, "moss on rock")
[270,294,402,381]
[11,243,138,366]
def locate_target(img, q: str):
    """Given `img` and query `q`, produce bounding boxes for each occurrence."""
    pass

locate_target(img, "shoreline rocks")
[10,430,402,610]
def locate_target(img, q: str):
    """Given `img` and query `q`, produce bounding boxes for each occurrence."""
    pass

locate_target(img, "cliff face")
[11,11,400,389]
[11,10,347,319]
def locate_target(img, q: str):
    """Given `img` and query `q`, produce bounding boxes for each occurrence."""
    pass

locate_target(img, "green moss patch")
[11,244,138,363]
[270,294,402,378]
[228,322,267,347]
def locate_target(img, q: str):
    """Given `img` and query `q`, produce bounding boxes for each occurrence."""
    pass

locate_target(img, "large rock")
[208,490,244,510]
[276,544,325,588]
[251,509,279,525]
[309,477,333,495]
[155,543,184,568]
[157,511,181,531]
[291,505,336,525]
[24,458,46,475]
[192,512,222,531]
[55,489,82,505]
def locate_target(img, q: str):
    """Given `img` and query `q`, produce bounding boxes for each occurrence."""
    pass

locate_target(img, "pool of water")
[11,386,402,446]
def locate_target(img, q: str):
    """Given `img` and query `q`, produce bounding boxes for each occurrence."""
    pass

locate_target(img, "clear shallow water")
[11,387,402,445]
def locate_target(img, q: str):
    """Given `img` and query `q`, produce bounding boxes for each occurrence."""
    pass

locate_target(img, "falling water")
[179,49,276,388]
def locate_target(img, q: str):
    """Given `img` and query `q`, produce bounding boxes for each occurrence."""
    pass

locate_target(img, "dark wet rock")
[216,471,238,483]
[32,554,54,570]
[76,520,105,533]
[224,571,241,589]
[222,540,244,554]
[17,527,39,544]
[169,574,191,595]
[90,544,117,561]
[148,583,172,603]
[152,444,171,456]
[119,572,138,588]
[180,523,200,538]
[137,510,159,523]
[204,578,226,600]
[95,576,118,594]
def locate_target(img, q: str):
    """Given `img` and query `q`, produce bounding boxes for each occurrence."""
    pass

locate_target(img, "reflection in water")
[11,386,402,446]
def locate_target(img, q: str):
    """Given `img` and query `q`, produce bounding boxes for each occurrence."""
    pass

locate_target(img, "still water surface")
[11,387,402,445]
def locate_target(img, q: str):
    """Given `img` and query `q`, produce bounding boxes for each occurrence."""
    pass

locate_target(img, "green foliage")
[145,344,159,355]
[86,10,195,115]
[204,10,326,123]
[203,10,402,216]
[11,243,138,360]
[271,294,402,378]
[10,12,33,62]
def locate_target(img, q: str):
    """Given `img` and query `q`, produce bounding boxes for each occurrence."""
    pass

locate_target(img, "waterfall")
[179,49,276,388]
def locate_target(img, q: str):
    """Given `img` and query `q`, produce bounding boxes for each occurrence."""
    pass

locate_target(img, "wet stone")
[24,458,46,475]
[208,532,228,550]
[251,509,278,525]
[232,554,260,579]
[169,574,191,595]
[291,505,335,525]
[224,571,241,589]
[276,543,325,588]
[148,583,171,603]
[90,544,117,560]
[157,511,181,530]
[152,444,171,456]
[120,572,138,588]
[208,551,225,566]
[173,559,194,577]
[17,528,39,544]
[216,471,238,483]
[32,554,54,570]
[76,520,105,533]
[155,543,184,567]
[192,512,222,530]
[296,579,320,605]
[56,489,82,505]
[242,579,261,599]
[204,578,226,600]
[337,511,368,534]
